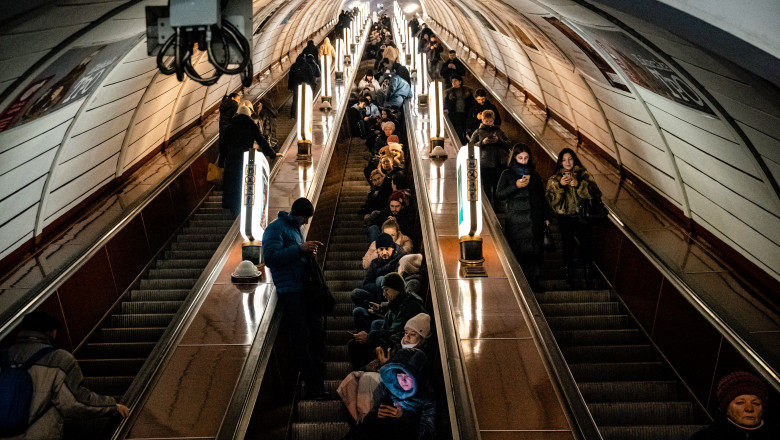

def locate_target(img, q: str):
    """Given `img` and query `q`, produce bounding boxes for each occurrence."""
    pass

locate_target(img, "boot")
[563,265,574,289]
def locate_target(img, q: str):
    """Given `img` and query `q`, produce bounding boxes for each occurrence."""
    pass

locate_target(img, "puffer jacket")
[376,348,436,439]
[2,331,117,440]
[376,291,426,345]
[545,165,597,216]
[262,211,307,294]
[495,162,548,255]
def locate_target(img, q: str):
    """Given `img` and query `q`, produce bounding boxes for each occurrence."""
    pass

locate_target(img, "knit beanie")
[404,313,431,339]
[382,272,406,292]
[389,190,406,207]
[716,371,769,411]
[399,254,423,276]
[290,198,314,217]
[375,232,395,249]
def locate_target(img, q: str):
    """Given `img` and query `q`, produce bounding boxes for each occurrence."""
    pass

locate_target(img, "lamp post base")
[430,137,447,158]
[459,236,484,264]
[335,71,344,82]
[418,94,428,106]
[242,241,264,266]
[297,140,312,160]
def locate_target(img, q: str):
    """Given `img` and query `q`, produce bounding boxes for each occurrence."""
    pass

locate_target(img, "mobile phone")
[380,395,394,406]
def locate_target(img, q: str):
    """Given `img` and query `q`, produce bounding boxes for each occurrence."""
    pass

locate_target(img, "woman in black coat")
[495,144,550,289]
[219,106,276,216]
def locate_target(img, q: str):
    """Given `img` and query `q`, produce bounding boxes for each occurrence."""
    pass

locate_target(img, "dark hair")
[554,148,583,172]
[228,92,239,99]
[22,311,62,333]
[449,49,456,54]
[475,89,487,97]
[451,75,463,83]
[358,97,368,104]
[508,143,533,167]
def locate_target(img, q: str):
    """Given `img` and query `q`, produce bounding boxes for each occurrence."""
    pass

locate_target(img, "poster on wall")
[583,26,715,115]
[543,17,629,92]
[0,37,137,133]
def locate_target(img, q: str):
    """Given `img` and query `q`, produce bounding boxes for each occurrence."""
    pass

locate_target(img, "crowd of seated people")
[337,19,438,440]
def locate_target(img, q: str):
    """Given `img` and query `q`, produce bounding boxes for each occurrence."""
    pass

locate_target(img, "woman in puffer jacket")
[545,147,600,288]
[468,109,509,205]
[496,144,550,290]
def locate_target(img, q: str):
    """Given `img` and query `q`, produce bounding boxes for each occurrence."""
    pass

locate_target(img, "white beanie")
[399,253,423,276]
[404,313,431,339]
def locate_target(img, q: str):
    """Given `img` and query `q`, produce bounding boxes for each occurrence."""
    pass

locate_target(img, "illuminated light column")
[335,38,344,81]
[457,143,485,269]
[350,20,357,52]
[429,80,447,158]
[240,149,270,268]
[319,54,332,110]
[417,52,428,104]
[343,28,352,66]
[296,84,313,160]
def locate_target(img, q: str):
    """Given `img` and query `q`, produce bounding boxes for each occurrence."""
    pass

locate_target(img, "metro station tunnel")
[0,0,778,439]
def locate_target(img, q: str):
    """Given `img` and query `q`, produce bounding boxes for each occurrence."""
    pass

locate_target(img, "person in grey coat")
[1,312,129,439]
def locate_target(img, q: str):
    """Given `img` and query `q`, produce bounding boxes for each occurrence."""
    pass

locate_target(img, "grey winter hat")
[290,197,314,217]
[404,313,431,339]
[382,272,406,292]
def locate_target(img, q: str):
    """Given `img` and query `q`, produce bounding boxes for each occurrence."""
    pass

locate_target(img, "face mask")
[401,343,416,349]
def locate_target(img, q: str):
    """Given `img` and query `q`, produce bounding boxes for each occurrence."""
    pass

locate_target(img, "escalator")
[76,191,235,398]
[535,223,710,439]
[290,137,368,439]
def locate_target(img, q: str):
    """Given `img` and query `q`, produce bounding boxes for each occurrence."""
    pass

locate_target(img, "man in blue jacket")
[263,197,328,399]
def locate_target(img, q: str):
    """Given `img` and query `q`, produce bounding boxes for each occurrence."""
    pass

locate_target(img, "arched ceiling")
[416,0,780,281]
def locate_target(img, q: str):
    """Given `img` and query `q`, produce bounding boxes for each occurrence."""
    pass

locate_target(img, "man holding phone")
[263,198,328,399]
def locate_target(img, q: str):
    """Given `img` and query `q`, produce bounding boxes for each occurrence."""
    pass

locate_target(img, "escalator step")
[169,241,219,251]
[325,260,364,270]
[97,327,167,342]
[164,249,216,259]
[325,379,343,395]
[588,401,696,425]
[129,289,190,301]
[332,292,353,303]
[598,424,708,440]
[561,345,655,363]
[332,304,354,316]
[139,278,198,289]
[82,376,134,397]
[176,234,225,242]
[578,381,680,403]
[326,330,353,345]
[545,314,631,330]
[120,301,183,314]
[155,258,211,269]
[79,358,146,377]
[326,345,349,361]
[325,316,354,330]
[326,280,363,291]
[570,362,668,381]
[322,251,366,261]
[324,270,366,280]
[147,268,204,279]
[536,290,612,303]
[325,361,352,379]
[80,342,157,359]
[291,422,350,440]
[540,302,620,316]
[326,234,368,243]
[553,329,643,346]
[328,243,368,252]
[183,226,231,235]
[296,400,350,422]
[110,313,175,328]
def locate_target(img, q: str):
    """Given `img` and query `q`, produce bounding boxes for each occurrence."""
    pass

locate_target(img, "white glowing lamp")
[296,83,313,160]
[429,80,446,157]
[240,149,270,266]
[457,144,484,264]
[335,38,344,80]
[418,52,428,95]
[320,54,332,107]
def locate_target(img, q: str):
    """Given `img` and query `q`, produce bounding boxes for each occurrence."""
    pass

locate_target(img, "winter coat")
[368,207,417,238]
[439,57,466,82]
[363,245,407,288]
[444,86,475,115]
[302,41,319,59]
[288,55,316,91]
[319,38,336,58]
[545,165,598,217]
[376,292,426,345]
[384,75,412,108]
[219,114,275,214]
[2,331,117,440]
[362,233,414,269]
[218,96,238,133]
[358,77,381,93]
[467,99,501,133]
[375,348,436,439]
[469,124,509,169]
[495,162,548,256]
[263,211,307,294]
[690,417,779,440]
[361,178,393,215]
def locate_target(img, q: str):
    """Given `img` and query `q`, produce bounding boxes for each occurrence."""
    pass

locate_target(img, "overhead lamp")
[417,52,428,104]
[429,80,447,158]
[296,83,313,160]
[319,54,332,110]
[239,148,270,268]
[457,143,485,271]
[335,38,344,81]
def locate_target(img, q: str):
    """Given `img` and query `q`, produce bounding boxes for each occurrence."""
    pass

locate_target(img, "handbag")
[207,157,223,185]
[303,255,336,315]
[543,225,556,252]
[578,194,608,224]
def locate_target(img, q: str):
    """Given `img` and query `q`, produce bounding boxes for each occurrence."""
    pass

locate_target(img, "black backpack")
[0,346,57,436]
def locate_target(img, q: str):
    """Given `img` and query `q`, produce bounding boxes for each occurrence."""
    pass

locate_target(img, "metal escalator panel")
[76,191,235,399]
[289,139,368,440]
[536,224,709,440]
